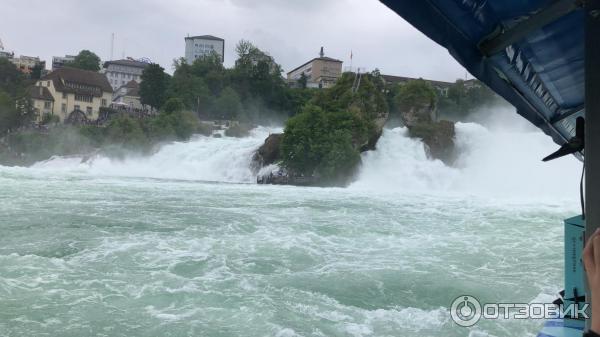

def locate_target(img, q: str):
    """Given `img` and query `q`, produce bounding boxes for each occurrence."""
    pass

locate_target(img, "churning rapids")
[0,114,581,337]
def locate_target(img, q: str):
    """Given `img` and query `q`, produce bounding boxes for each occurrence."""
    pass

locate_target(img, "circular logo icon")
[450,295,482,327]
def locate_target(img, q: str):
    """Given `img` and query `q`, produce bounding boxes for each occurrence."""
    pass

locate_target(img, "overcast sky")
[1,0,468,82]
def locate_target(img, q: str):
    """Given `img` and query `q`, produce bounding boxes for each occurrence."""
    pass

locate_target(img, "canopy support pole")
[586,0,600,331]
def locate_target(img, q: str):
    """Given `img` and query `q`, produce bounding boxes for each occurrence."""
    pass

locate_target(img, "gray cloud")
[1,0,467,81]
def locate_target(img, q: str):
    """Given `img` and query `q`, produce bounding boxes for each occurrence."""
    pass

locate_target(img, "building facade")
[51,55,76,70]
[112,80,144,110]
[103,59,149,90]
[287,49,343,89]
[11,55,45,75]
[184,35,225,64]
[31,67,113,122]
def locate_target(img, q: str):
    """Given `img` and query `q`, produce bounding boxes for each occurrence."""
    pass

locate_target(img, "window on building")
[44,101,51,109]
[75,95,93,103]
[74,105,80,111]
[62,92,67,99]
[47,81,51,87]
[86,107,92,115]
[61,103,66,113]
[101,99,107,107]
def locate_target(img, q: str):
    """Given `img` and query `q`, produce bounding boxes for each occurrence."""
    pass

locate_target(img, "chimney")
[38,81,43,96]
[320,47,324,58]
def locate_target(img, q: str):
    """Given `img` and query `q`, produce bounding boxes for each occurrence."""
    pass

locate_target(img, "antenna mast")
[110,33,115,60]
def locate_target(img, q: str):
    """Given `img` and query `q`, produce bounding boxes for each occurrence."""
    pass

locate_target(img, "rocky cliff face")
[253,113,389,186]
[361,113,389,152]
[251,133,283,172]
[400,103,456,165]
[407,120,456,164]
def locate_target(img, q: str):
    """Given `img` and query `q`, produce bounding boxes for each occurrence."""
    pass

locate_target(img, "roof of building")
[42,67,113,95]
[103,59,149,69]
[382,74,453,88]
[287,57,343,75]
[123,80,140,95]
[114,80,140,100]
[124,80,139,89]
[28,86,54,101]
[185,35,225,42]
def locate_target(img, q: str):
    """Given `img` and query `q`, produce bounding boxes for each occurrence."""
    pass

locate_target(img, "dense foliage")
[281,105,363,184]
[0,103,209,166]
[140,63,171,110]
[141,40,314,124]
[437,79,506,120]
[392,79,437,113]
[0,58,34,134]
[280,71,386,184]
[66,50,102,72]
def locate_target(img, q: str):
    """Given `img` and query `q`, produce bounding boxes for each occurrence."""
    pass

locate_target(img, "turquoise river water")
[0,118,582,337]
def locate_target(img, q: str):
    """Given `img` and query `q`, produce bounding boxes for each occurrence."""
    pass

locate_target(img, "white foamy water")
[31,126,281,183]
[0,117,581,337]
[352,123,580,202]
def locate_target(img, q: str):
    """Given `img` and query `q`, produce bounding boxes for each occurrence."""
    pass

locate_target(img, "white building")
[52,55,76,70]
[184,35,225,64]
[11,55,45,75]
[112,80,144,110]
[103,58,149,91]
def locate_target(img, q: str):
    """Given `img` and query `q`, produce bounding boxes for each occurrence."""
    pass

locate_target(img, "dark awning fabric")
[380,0,584,150]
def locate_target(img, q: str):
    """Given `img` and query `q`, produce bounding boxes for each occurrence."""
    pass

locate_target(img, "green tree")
[161,97,186,114]
[231,40,289,114]
[437,79,505,121]
[446,79,466,106]
[190,52,225,95]
[154,98,198,140]
[213,87,242,120]
[169,58,215,115]
[0,91,20,133]
[0,58,26,98]
[298,73,308,89]
[105,116,147,149]
[394,79,437,112]
[30,63,44,80]
[140,63,170,110]
[67,50,101,72]
[0,59,34,134]
[281,104,364,184]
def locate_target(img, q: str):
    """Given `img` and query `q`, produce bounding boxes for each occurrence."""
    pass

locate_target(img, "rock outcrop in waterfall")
[392,79,456,165]
[253,72,389,187]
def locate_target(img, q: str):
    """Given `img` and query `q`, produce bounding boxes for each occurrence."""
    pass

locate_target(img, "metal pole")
[586,0,600,330]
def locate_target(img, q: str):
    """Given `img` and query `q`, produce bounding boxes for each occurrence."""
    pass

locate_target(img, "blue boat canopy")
[380,0,585,150]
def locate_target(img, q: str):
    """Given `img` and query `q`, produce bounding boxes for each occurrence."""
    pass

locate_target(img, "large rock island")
[253,76,457,187]
[394,79,456,165]
[253,72,389,187]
